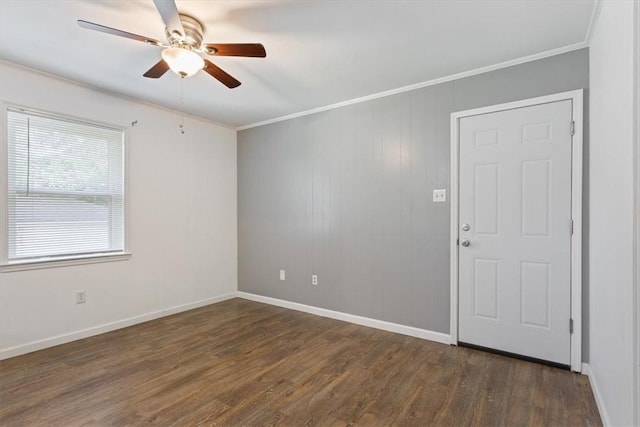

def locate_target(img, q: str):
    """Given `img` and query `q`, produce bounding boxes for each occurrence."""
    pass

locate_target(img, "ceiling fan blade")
[203,59,241,88]
[153,0,185,38]
[143,60,170,78]
[203,43,267,58]
[78,20,162,46]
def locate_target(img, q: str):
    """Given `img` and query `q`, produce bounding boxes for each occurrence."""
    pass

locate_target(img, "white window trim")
[0,253,131,272]
[0,102,131,272]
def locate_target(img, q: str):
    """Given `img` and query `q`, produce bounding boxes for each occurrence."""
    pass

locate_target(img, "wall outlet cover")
[433,189,446,202]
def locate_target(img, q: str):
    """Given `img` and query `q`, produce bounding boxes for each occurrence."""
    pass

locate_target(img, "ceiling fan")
[78,0,266,88]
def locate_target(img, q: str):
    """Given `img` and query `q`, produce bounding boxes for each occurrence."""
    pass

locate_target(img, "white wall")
[0,62,238,359]
[588,1,637,425]
[635,1,640,423]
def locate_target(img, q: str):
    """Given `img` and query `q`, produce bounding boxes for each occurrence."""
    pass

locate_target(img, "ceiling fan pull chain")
[179,76,185,134]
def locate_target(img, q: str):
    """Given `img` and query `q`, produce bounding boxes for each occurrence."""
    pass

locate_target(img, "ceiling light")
[161,47,204,77]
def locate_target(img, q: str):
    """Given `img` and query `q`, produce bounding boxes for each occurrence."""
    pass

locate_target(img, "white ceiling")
[0,0,595,129]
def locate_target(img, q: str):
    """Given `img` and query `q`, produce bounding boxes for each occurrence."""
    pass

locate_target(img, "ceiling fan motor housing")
[168,14,204,49]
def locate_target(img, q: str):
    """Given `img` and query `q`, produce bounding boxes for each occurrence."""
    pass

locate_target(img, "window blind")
[6,108,125,263]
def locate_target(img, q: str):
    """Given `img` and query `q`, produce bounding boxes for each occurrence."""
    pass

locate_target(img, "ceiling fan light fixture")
[162,47,204,77]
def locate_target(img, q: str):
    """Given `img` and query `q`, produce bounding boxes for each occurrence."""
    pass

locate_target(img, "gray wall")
[238,49,589,344]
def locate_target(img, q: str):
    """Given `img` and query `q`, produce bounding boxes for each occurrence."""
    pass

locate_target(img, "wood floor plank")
[0,298,601,426]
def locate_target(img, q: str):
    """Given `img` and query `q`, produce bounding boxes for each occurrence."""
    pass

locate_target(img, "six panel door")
[458,100,573,365]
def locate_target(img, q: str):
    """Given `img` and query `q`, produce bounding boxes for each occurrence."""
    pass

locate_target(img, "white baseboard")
[581,363,611,426]
[0,292,238,360]
[2,291,452,360]
[237,292,451,345]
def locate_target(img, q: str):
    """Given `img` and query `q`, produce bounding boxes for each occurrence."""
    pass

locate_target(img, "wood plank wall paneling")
[0,299,601,426]
[238,48,590,341]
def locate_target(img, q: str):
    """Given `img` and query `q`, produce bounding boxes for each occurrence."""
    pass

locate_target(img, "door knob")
[462,223,470,231]
[461,238,470,247]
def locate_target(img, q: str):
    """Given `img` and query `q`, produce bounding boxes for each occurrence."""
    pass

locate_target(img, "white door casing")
[450,90,583,371]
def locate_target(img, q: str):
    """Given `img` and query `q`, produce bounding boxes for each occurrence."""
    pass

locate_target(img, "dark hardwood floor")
[0,298,601,426]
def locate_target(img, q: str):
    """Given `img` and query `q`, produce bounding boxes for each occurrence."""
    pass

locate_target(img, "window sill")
[0,252,132,273]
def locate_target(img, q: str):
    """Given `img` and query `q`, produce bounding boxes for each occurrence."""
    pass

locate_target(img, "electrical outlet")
[311,275,318,286]
[76,290,86,304]
[433,189,446,203]
[280,269,286,281]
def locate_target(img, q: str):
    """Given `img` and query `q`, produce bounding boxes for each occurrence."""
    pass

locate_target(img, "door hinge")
[570,121,575,136]
[570,219,574,235]
[570,318,574,334]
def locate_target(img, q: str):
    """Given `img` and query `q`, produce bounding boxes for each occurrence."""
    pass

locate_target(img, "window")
[1,106,127,269]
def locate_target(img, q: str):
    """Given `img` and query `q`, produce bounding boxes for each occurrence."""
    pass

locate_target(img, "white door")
[458,100,573,365]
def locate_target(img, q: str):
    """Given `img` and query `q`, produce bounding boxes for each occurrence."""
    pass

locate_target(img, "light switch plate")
[433,189,446,202]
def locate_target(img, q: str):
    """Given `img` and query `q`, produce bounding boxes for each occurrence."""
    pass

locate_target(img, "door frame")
[449,90,584,372]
